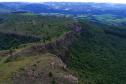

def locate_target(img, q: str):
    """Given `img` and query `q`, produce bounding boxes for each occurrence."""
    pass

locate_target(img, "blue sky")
[0,0,126,3]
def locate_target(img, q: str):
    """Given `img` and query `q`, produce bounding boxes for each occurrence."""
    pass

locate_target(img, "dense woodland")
[0,14,73,50]
[66,18,126,84]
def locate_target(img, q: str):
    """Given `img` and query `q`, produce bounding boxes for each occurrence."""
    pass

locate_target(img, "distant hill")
[45,2,126,16]
[20,3,53,13]
[0,2,126,16]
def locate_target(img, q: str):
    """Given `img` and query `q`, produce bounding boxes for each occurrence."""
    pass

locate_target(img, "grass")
[0,53,74,84]
[0,53,57,82]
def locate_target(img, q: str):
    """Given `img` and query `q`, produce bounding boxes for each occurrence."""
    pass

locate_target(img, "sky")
[0,0,126,3]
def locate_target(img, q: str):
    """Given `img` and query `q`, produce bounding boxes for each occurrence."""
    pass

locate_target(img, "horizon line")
[0,1,126,4]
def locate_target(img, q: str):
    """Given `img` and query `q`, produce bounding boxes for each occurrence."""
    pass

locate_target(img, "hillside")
[0,9,126,84]
[65,18,126,84]
[0,14,73,50]
[0,14,79,84]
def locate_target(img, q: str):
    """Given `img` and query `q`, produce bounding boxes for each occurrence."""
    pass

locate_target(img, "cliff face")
[32,31,75,61]
[8,25,81,62]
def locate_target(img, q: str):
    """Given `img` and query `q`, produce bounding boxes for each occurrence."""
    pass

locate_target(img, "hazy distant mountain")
[20,3,53,13]
[0,2,126,16]
[45,2,126,16]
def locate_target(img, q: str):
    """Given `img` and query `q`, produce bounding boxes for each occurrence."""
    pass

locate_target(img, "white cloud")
[0,0,126,3]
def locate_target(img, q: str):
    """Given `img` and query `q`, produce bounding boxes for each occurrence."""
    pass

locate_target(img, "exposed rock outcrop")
[8,25,81,62]
[1,25,81,84]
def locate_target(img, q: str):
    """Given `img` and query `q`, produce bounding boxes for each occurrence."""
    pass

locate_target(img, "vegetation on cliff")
[0,14,78,84]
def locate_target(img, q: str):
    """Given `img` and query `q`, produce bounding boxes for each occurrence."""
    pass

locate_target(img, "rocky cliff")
[7,24,81,62]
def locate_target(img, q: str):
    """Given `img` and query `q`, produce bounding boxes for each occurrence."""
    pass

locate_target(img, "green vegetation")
[66,18,126,84]
[0,14,76,84]
[0,14,73,50]
[1,13,126,84]
[0,14,72,37]
[0,53,73,84]
[81,14,126,27]
[0,32,40,50]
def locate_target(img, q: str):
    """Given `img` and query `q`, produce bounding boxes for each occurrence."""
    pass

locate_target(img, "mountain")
[45,2,126,16]
[0,2,126,84]
[0,2,126,16]
[0,14,77,84]
[66,18,126,84]
[20,3,53,13]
